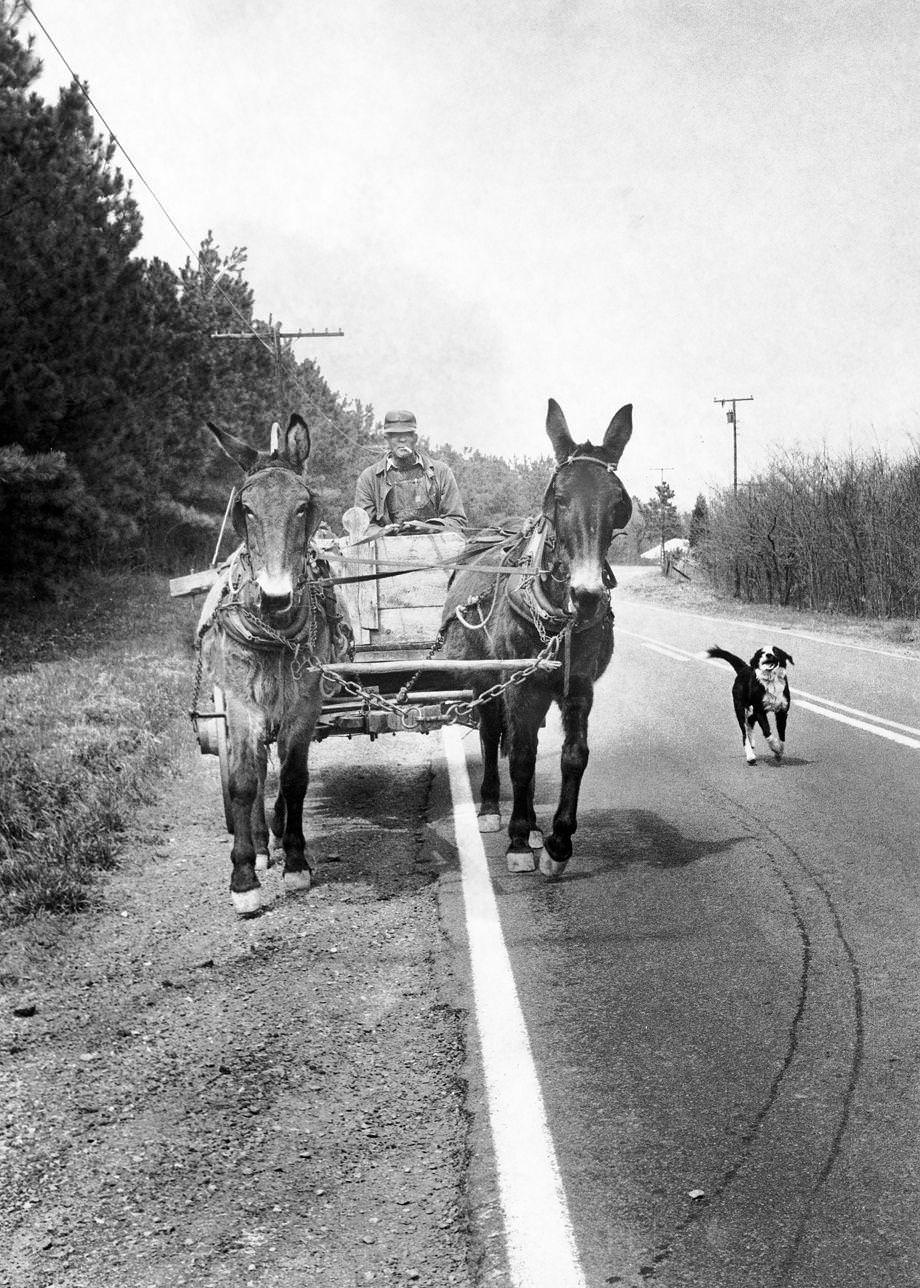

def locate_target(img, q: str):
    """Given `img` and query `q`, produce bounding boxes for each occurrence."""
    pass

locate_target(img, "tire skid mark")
[634,785,863,1287]
[759,817,866,1287]
[639,846,813,1279]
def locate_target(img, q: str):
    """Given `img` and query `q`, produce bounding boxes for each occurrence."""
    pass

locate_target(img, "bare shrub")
[698,444,920,616]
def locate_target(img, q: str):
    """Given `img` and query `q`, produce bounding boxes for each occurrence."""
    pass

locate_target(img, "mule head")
[207,413,321,619]
[544,400,633,620]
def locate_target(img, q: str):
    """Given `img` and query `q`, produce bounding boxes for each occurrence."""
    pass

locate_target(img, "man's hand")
[398,520,440,533]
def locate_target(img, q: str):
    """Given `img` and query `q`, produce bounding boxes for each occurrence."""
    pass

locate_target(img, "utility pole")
[651,466,674,564]
[212,317,345,422]
[713,395,753,495]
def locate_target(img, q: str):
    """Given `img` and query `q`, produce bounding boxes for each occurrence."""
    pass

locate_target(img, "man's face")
[386,431,418,462]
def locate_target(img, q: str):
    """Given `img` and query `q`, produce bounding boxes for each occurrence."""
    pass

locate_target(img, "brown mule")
[440,399,633,876]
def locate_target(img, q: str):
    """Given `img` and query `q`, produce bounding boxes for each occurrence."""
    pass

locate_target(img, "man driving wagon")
[354,409,467,535]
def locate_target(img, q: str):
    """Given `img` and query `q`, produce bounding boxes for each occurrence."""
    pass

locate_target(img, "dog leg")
[744,717,758,765]
[772,709,788,759]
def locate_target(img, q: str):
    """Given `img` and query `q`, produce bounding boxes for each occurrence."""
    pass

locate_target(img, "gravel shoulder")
[1,729,477,1288]
[614,564,920,657]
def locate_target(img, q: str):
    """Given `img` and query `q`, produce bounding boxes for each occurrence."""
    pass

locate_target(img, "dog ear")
[776,647,794,666]
[749,648,763,668]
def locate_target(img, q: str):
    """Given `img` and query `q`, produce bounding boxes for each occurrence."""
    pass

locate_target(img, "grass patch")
[0,574,196,922]
[617,562,920,653]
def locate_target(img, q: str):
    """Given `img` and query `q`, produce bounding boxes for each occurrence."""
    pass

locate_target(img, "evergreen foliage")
[0,5,553,575]
[636,480,683,555]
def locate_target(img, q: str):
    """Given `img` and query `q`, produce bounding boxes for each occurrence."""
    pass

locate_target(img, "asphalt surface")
[459,596,920,1288]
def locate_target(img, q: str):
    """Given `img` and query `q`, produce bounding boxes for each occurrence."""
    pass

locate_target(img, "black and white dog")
[706,645,794,764]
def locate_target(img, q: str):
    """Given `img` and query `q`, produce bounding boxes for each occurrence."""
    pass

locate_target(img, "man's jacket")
[354,449,467,531]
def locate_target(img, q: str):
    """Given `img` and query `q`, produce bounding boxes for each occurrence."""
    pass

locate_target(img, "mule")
[199,413,346,915]
[440,399,633,876]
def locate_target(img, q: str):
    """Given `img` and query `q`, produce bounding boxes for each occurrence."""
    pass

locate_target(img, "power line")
[21,0,356,446]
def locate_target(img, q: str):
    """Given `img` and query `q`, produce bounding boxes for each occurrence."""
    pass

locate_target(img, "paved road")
[458,595,920,1288]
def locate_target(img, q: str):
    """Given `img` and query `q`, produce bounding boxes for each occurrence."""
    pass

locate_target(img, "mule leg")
[526,778,543,850]
[252,739,272,871]
[504,686,553,873]
[477,696,503,832]
[541,679,594,877]
[277,698,322,895]
[226,705,263,916]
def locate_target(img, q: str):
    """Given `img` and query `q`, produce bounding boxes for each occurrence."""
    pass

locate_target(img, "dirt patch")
[0,732,475,1288]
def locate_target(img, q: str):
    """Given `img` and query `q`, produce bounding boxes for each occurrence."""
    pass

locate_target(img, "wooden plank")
[169,569,219,598]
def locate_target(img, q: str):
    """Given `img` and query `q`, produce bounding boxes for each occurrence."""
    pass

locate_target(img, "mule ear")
[546,399,575,464]
[207,421,259,473]
[285,412,311,473]
[602,404,632,467]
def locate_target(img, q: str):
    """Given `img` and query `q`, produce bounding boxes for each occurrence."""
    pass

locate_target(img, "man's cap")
[383,410,417,434]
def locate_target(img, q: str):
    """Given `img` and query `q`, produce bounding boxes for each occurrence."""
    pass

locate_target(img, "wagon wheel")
[213,685,234,834]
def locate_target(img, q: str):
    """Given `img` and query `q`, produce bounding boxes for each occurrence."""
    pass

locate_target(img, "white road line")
[794,700,920,749]
[790,688,920,737]
[639,640,690,662]
[620,628,691,661]
[622,599,920,661]
[441,725,587,1288]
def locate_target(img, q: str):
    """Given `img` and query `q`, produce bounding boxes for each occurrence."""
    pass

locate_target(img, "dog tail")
[705,645,749,674]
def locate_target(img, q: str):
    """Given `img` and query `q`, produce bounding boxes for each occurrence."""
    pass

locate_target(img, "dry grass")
[0,574,194,922]
[617,562,920,654]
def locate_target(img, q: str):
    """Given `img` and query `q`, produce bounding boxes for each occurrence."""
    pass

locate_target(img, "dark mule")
[440,399,633,875]
[200,414,346,915]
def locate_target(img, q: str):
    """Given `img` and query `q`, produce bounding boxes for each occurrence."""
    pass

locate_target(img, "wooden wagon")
[171,514,558,831]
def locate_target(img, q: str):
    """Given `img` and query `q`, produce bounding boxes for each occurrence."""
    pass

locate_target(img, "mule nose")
[257,572,294,616]
[260,588,293,616]
[571,586,603,620]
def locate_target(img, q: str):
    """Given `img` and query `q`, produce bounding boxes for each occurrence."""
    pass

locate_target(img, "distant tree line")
[692,446,920,617]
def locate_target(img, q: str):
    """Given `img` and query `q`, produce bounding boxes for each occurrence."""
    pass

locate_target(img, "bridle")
[540,451,632,585]
[219,463,324,643]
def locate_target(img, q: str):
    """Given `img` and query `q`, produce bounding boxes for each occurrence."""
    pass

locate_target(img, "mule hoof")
[255,851,271,872]
[478,812,502,833]
[231,888,261,917]
[537,848,568,879]
[283,869,312,895]
[506,849,536,874]
[528,828,544,850]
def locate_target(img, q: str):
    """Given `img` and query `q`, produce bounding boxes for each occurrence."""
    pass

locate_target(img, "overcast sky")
[23,0,920,505]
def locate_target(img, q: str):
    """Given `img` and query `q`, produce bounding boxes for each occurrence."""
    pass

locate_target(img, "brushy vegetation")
[696,444,920,617]
[0,574,192,922]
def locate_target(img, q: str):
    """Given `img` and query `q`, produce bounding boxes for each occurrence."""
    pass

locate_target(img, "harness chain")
[188,448,624,733]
